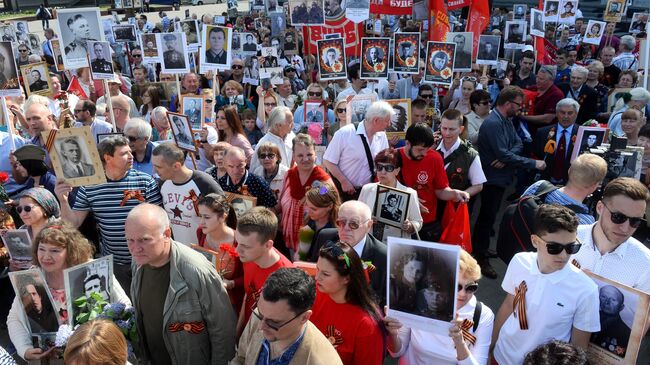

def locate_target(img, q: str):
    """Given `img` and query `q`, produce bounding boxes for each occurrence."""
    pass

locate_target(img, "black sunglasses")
[308,91,322,97]
[127,136,143,142]
[602,202,646,228]
[336,108,346,113]
[132,54,142,57]
[376,163,396,172]
[419,94,433,99]
[252,305,305,331]
[16,205,35,214]
[232,65,243,69]
[259,153,276,160]
[536,236,582,255]
[457,282,479,293]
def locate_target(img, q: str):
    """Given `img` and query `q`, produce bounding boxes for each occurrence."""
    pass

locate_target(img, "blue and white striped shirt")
[522,180,595,224]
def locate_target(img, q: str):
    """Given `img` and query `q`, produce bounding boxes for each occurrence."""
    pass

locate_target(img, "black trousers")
[472,184,506,257]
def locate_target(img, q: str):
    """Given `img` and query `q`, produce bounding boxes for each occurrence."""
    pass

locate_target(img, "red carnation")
[0,172,9,184]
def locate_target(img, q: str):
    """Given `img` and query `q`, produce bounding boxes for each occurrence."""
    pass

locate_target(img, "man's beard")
[407,146,423,161]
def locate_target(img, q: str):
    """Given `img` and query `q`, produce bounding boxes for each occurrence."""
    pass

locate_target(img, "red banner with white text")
[304,20,364,58]
[369,0,413,15]
[447,0,470,10]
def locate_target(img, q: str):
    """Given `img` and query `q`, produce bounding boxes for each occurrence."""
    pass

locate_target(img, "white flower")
[55,324,74,347]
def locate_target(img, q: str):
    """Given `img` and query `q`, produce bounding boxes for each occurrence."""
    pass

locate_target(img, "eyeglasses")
[308,91,322,97]
[232,65,243,69]
[335,218,370,230]
[419,94,433,99]
[259,153,276,160]
[602,202,646,228]
[336,108,346,113]
[18,49,28,53]
[132,54,142,58]
[252,305,305,331]
[535,235,582,255]
[461,76,477,82]
[509,100,522,108]
[457,282,479,293]
[16,205,36,214]
[264,102,277,107]
[375,163,396,172]
[127,136,144,142]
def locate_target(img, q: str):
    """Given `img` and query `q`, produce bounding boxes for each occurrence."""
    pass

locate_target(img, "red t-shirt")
[398,148,449,223]
[530,84,564,135]
[310,291,384,365]
[241,248,293,328]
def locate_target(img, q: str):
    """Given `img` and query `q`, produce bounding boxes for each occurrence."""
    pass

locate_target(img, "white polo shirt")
[573,223,650,294]
[494,252,600,365]
[323,122,388,187]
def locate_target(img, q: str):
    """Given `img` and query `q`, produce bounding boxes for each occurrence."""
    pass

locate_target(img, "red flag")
[466,0,490,58]
[67,76,88,100]
[439,203,472,253]
[428,0,449,41]
[370,0,412,15]
[306,19,364,57]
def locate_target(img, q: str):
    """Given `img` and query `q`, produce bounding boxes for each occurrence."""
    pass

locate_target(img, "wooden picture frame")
[372,184,411,228]
[20,62,52,97]
[385,99,411,139]
[167,111,198,153]
[180,95,205,131]
[225,192,257,218]
[43,126,107,187]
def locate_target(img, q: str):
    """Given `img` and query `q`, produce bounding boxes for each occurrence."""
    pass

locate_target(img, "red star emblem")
[171,205,183,219]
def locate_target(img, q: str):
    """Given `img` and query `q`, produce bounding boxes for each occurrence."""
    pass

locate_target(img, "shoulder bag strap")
[358,128,376,182]
[472,301,483,332]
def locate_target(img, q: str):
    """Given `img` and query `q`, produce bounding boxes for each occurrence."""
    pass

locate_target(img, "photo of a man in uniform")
[163,34,187,70]
[64,14,97,58]
[90,42,113,76]
[28,69,48,93]
[591,285,632,358]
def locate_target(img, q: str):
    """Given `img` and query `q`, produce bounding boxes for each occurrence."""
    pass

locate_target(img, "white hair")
[267,106,292,130]
[340,200,371,220]
[123,118,152,139]
[151,106,168,122]
[619,35,636,52]
[364,100,395,123]
[571,65,589,80]
[630,87,650,102]
[556,98,580,113]
[24,94,49,112]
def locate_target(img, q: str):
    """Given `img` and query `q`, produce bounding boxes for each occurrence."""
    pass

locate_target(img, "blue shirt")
[522,180,595,224]
[554,124,574,158]
[133,141,155,177]
[256,329,305,365]
[0,132,27,196]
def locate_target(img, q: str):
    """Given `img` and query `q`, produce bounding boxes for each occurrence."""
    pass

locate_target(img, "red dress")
[196,228,244,315]
[310,291,384,365]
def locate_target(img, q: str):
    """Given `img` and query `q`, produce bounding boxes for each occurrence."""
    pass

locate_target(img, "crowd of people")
[0,2,649,365]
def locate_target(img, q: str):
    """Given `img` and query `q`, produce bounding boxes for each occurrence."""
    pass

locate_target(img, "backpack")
[496,181,588,264]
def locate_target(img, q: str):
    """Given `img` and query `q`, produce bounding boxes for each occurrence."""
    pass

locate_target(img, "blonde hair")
[64,320,127,365]
[459,250,481,282]
[568,154,608,188]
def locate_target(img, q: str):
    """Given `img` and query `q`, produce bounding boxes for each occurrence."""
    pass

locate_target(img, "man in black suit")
[366,46,383,67]
[558,65,598,125]
[28,69,49,92]
[243,34,257,51]
[591,285,632,358]
[533,98,580,185]
[308,201,387,306]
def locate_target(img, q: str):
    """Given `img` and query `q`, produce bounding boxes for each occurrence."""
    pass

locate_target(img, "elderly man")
[218,147,277,208]
[338,63,380,100]
[123,119,156,176]
[54,135,162,291]
[276,77,297,109]
[127,204,236,365]
[396,60,425,100]
[521,66,565,135]
[612,35,639,71]
[558,66,598,124]
[249,106,294,172]
[533,98,581,184]
[170,72,201,112]
[309,200,387,306]
[323,101,393,201]
[73,100,113,144]
[599,46,621,88]
[64,14,97,58]
[103,95,132,132]
[233,268,343,365]
[153,142,224,246]
[591,285,632,357]
[608,87,650,136]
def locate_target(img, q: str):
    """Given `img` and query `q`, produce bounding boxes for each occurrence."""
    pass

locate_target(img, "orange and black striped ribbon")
[167,321,205,334]
[460,319,476,346]
[120,190,145,206]
[44,129,58,152]
[182,189,200,215]
[513,281,529,330]
[571,259,581,269]
[325,325,343,346]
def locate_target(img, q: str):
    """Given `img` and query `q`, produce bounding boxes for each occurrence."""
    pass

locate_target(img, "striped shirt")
[522,180,595,224]
[612,52,638,71]
[73,169,162,264]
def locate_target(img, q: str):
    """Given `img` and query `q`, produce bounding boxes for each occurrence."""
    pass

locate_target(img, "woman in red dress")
[196,193,244,314]
[310,241,386,365]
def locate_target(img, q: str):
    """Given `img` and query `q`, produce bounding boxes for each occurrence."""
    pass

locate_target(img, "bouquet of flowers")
[55,293,138,359]
[217,243,238,278]
[0,172,9,203]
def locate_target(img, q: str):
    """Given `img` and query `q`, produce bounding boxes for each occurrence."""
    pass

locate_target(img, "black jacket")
[558,83,599,124]
[533,123,579,184]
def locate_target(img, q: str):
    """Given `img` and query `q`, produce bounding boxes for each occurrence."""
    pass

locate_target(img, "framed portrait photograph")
[476,35,501,66]
[1,229,32,261]
[56,7,104,70]
[49,39,65,72]
[360,37,389,79]
[20,62,52,97]
[225,192,257,218]
[141,33,161,63]
[603,0,625,22]
[446,32,473,72]
[583,20,606,45]
[387,237,460,334]
[160,33,190,74]
[504,20,527,49]
[97,132,123,144]
[570,126,609,161]
[607,146,644,181]
[346,94,376,124]
[111,24,137,43]
[9,269,62,333]
[513,4,527,20]
[252,0,265,10]
[201,25,232,71]
[270,12,287,37]
[43,126,106,187]
[393,33,420,74]
[530,9,545,37]
[303,101,326,145]
[27,34,41,52]
[373,184,410,228]
[64,256,113,326]
[0,25,16,43]
[88,41,114,80]
[260,46,279,68]
[283,29,299,55]
[424,42,455,86]
[317,38,347,81]
[176,20,200,52]
[31,332,61,354]
[13,20,29,42]
[240,33,258,55]
[289,0,326,25]
[0,41,21,96]
[544,0,560,22]
[558,0,578,24]
[259,66,284,85]
[167,111,198,152]
[629,13,648,34]
[180,95,204,131]
[385,99,411,139]
[584,271,650,364]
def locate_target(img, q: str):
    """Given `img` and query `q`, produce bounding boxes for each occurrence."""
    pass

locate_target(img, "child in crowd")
[241,109,263,147]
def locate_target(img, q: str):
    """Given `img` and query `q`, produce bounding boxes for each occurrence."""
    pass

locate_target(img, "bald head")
[337,201,373,246]
[599,285,625,315]
[224,146,247,182]
[125,204,172,267]
[25,103,55,135]
[127,203,170,234]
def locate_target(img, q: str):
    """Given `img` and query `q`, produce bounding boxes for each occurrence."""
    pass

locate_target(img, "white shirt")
[249,131,295,173]
[48,92,79,118]
[436,138,487,186]
[324,122,389,187]
[338,86,380,100]
[494,252,600,365]
[389,296,494,365]
[573,223,650,294]
[184,125,219,171]
[73,119,114,144]
[358,181,423,243]
[352,235,367,258]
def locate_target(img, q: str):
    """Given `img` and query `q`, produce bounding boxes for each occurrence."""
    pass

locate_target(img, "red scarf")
[287,166,330,200]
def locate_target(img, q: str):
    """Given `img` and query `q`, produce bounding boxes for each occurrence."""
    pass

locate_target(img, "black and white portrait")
[168,112,197,152]
[476,35,501,65]
[57,8,103,70]
[0,26,16,42]
[88,41,114,80]
[141,33,160,62]
[0,42,20,96]
[360,37,389,79]
[112,24,137,43]
[182,96,204,130]
[385,99,411,136]
[13,21,29,43]
[9,269,60,333]
[201,25,232,71]
[629,13,648,34]
[283,30,298,55]
[64,256,113,326]
[393,32,420,74]
[227,193,257,218]
[374,185,410,227]
[270,12,287,37]
[504,21,527,49]
[290,0,326,25]
[243,55,260,85]
[179,20,200,46]
[56,136,96,179]
[317,38,347,80]
[513,4,527,20]
[544,0,560,21]
[241,33,258,54]
[571,126,607,160]
[27,34,40,53]
[231,32,242,53]
[530,9,545,37]
[345,94,375,124]
[323,0,343,19]
[387,238,460,333]
[20,62,51,97]
[425,42,456,86]
[447,32,472,72]
[161,33,190,74]
[1,229,32,261]
[261,46,278,68]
